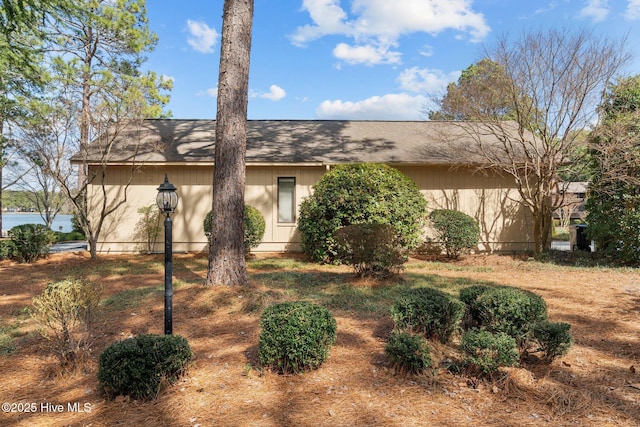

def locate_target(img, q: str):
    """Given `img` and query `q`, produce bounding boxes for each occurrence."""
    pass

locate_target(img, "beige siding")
[88,163,533,254]
[398,165,533,252]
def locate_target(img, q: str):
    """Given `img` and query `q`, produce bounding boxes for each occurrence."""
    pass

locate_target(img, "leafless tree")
[431,28,630,254]
[206,0,254,286]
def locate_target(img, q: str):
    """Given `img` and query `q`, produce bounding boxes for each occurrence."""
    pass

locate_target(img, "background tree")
[17,0,171,258]
[0,0,79,233]
[430,28,629,255]
[586,76,640,264]
[206,0,254,286]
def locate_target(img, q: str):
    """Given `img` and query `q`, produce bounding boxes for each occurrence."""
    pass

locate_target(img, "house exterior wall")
[88,163,533,254]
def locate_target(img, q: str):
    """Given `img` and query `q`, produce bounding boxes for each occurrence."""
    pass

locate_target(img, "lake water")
[2,213,74,233]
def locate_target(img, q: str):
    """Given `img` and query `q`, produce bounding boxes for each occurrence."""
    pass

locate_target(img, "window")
[278,177,296,223]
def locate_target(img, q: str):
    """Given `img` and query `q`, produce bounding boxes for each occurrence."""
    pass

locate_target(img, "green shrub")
[31,279,102,370]
[475,287,548,347]
[532,321,572,363]
[71,214,85,236]
[461,329,519,376]
[0,240,16,260]
[259,301,337,374]
[204,205,266,252]
[334,223,407,278]
[97,334,193,400]
[298,163,427,263]
[428,209,480,259]
[390,287,465,343]
[8,224,54,263]
[385,331,432,374]
[52,231,86,243]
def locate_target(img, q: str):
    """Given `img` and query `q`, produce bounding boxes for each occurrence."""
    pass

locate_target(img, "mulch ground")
[0,251,639,426]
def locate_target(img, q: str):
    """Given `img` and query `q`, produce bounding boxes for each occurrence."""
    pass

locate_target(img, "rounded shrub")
[390,287,465,343]
[298,163,427,263]
[334,223,407,278]
[532,321,573,363]
[475,287,548,346]
[8,224,55,263]
[259,301,337,374]
[203,205,266,252]
[428,209,480,259]
[97,334,193,400]
[385,331,433,374]
[461,329,519,376]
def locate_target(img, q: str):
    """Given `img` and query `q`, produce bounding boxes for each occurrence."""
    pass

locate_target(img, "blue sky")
[145,0,640,121]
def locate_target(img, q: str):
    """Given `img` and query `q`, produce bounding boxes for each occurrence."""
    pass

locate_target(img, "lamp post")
[156,174,179,335]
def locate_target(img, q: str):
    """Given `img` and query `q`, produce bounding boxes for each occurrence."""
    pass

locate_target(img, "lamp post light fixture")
[156,174,179,335]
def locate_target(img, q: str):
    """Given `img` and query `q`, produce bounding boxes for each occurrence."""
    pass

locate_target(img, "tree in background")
[16,0,171,258]
[586,76,640,264]
[206,0,254,286]
[429,28,629,255]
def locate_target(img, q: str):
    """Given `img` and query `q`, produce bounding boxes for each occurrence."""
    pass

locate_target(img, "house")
[78,119,535,254]
[552,181,589,225]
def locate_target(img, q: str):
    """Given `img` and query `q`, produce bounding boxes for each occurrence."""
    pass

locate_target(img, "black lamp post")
[156,174,178,335]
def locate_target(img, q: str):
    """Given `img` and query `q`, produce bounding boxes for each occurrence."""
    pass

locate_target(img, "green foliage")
[258,301,337,374]
[587,75,640,265]
[298,163,427,263]
[0,239,16,260]
[70,214,85,236]
[461,329,519,376]
[52,230,85,242]
[31,279,102,370]
[204,205,266,252]
[8,223,54,263]
[385,331,432,374]
[390,287,465,343]
[97,334,193,400]
[474,287,548,346]
[532,321,572,363]
[428,209,480,259]
[334,223,407,278]
[134,204,161,254]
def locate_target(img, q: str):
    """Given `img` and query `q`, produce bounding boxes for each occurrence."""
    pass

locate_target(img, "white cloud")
[186,20,219,54]
[161,75,175,83]
[333,42,401,65]
[398,67,460,94]
[579,0,610,22]
[197,87,218,97]
[626,0,640,19]
[292,0,491,60]
[315,93,428,120]
[258,85,287,101]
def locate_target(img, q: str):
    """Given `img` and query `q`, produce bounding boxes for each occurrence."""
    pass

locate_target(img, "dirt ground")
[0,251,639,427]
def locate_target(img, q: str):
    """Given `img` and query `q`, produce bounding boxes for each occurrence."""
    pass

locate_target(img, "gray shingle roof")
[76,119,531,165]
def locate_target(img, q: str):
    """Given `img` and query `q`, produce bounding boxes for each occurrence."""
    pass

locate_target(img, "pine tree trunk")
[206,0,254,286]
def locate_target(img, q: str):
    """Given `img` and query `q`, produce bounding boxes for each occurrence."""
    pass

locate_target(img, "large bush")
[474,287,548,347]
[298,163,427,263]
[32,279,102,370]
[259,301,337,374]
[334,223,406,278]
[8,223,55,263]
[390,287,464,343]
[428,209,480,259]
[97,334,193,400]
[204,205,266,252]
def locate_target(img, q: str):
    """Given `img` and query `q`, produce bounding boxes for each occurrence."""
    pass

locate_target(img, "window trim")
[277,177,296,224]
